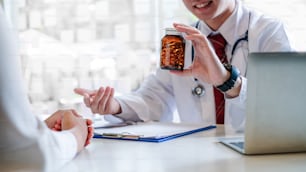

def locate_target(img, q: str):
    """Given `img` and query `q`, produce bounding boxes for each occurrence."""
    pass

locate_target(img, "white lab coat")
[107,0,295,132]
[0,9,77,172]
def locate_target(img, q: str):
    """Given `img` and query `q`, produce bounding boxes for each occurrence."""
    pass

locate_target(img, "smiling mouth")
[193,0,213,9]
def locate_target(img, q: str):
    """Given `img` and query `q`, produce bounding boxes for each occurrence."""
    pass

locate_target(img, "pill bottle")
[160,28,185,70]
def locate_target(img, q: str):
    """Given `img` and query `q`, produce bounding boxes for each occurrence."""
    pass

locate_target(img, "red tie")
[207,33,227,124]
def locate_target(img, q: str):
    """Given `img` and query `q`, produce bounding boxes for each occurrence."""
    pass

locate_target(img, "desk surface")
[59,125,306,172]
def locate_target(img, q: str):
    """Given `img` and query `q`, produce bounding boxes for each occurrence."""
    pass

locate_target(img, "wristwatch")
[216,64,240,92]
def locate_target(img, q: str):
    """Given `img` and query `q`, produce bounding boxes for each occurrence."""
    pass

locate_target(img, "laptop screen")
[244,52,306,154]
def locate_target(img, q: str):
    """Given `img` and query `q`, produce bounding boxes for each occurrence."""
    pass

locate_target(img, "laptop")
[220,52,306,155]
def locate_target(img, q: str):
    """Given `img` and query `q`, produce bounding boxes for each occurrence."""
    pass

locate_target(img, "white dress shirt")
[106,0,294,132]
[0,9,77,172]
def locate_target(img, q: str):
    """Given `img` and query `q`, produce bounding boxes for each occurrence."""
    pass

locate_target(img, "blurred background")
[1,0,306,118]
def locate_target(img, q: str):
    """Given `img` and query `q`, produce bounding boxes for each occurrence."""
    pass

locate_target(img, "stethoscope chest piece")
[192,84,205,97]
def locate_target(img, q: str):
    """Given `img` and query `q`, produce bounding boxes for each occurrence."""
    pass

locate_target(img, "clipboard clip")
[99,132,143,139]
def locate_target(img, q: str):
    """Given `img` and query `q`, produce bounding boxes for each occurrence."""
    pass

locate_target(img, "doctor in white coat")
[0,7,93,172]
[75,0,294,132]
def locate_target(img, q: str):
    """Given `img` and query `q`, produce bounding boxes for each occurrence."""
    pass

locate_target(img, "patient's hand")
[45,110,94,147]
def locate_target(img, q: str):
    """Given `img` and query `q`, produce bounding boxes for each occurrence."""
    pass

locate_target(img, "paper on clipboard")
[93,121,216,142]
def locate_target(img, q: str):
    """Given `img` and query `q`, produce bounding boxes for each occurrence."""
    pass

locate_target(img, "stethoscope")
[191,13,251,97]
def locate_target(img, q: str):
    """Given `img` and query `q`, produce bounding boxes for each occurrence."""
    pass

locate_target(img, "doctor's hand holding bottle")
[171,23,242,98]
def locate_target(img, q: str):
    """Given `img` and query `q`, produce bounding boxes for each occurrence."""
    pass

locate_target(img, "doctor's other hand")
[74,87,122,115]
[45,110,91,152]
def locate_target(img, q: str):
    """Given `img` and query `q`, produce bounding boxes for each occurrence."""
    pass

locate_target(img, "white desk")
[59,125,306,172]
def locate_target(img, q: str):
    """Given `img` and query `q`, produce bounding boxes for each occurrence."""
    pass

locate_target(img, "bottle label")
[160,32,185,70]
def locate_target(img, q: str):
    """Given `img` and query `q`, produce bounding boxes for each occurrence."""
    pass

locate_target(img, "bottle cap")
[165,28,181,36]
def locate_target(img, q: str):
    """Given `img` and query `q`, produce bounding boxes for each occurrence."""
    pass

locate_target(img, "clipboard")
[93,122,216,143]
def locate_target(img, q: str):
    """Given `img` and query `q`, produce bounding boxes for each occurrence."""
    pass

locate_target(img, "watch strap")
[216,64,240,92]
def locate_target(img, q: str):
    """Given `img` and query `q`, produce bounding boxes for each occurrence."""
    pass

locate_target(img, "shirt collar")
[197,0,249,47]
